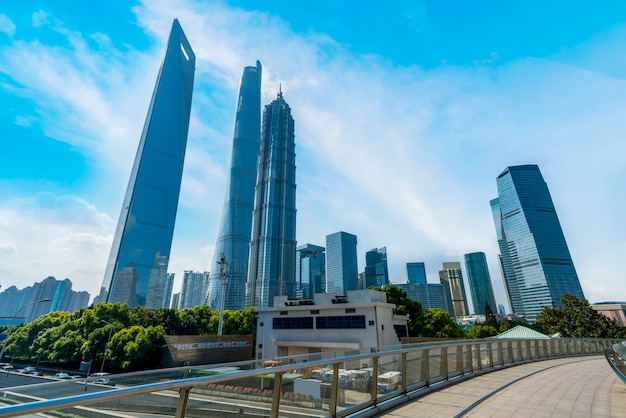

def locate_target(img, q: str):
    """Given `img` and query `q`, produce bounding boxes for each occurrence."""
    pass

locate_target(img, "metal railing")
[0,337,617,418]
[605,340,626,384]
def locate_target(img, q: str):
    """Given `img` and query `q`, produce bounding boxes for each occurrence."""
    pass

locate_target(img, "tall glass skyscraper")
[463,252,497,315]
[491,164,584,320]
[246,91,297,308]
[295,244,326,299]
[205,61,262,311]
[325,231,359,296]
[100,20,195,308]
[406,262,427,284]
[439,262,468,317]
[365,247,389,288]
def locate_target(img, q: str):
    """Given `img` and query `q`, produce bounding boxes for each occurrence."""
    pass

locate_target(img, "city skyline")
[1,2,626,307]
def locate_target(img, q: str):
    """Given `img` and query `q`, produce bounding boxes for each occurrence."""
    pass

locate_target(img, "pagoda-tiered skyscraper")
[246,90,297,308]
[205,61,262,310]
[100,19,195,307]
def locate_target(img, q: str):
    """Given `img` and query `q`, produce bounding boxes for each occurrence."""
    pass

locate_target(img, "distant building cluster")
[9,21,586,327]
[0,277,89,325]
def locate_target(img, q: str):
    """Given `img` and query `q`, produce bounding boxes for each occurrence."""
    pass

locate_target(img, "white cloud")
[0,14,15,37]
[0,0,624,307]
[31,10,51,28]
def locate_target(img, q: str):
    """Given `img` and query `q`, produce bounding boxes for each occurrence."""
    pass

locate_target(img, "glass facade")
[397,283,450,313]
[295,244,326,299]
[463,252,497,315]
[325,231,359,296]
[205,62,262,311]
[246,91,297,308]
[364,247,389,288]
[406,262,427,284]
[439,262,469,317]
[180,271,209,309]
[491,164,585,321]
[100,19,195,308]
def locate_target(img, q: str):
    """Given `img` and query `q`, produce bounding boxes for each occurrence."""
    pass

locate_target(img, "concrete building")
[256,289,408,360]
[592,302,626,326]
[439,262,469,317]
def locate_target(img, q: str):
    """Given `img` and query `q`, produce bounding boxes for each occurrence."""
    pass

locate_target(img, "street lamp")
[100,320,113,373]
[0,298,51,362]
[217,254,229,337]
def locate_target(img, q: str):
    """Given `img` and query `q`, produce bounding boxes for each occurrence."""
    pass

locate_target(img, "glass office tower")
[100,19,195,308]
[491,164,584,321]
[325,231,359,296]
[406,262,427,284]
[365,247,389,288]
[463,252,497,315]
[205,61,262,310]
[295,244,326,299]
[246,90,297,308]
[439,262,468,317]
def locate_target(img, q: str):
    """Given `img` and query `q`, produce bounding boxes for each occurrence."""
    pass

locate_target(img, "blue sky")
[1,1,625,311]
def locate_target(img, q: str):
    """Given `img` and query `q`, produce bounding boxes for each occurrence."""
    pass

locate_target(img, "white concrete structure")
[256,289,408,359]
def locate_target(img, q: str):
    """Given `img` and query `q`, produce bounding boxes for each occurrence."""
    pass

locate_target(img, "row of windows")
[272,315,366,329]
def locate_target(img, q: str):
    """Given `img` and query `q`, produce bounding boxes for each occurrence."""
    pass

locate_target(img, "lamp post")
[0,298,51,362]
[100,320,113,373]
[217,254,229,337]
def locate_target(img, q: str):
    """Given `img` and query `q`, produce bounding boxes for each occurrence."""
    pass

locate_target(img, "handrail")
[0,337,619,418]
[605,341,626,384]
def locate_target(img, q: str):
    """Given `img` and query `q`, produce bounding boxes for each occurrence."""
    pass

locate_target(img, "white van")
[376,371,401,393]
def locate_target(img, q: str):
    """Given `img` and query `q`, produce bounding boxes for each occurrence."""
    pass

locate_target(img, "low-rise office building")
[256,289,408,359]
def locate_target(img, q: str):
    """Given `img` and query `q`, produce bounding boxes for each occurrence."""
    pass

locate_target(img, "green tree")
[421,308,465,338]
[483,304,499,329]
[466,324,499,339]
[537,294,626,338]
[108,325,166,371]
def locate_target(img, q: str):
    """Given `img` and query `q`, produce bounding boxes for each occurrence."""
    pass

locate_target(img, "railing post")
[421,349,430,386]
[371,356,379,404]
[458,344,464,374]
[175,387,191,418]
[467,343,473,372]
[497,341,503,366]
[270,371,283,418]
[526,340,531,360]
[441,347,449,380]
[329,362,339,418]
[508,341,514,364]
[401,352,407,394]
[488,342,494,368]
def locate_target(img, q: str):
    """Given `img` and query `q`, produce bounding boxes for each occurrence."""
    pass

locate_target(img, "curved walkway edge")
[375,355,626,417]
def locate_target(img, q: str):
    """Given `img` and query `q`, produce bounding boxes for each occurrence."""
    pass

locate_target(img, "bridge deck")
[379,356,626,417]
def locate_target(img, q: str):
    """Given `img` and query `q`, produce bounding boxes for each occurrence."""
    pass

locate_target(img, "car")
[93,378,116,386]
[1,365,14,372]
[89,372,110,378]
[53,372,75,380]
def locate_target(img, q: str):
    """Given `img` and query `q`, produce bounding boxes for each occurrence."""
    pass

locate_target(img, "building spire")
[278,83,283,99]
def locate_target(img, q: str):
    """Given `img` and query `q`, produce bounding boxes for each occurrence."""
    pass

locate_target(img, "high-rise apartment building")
[439,262,468,317]
[100,19,195,308]
[364,247,389,288]
[180,271,209,309]
[206,62,262,311]
[246,91,297,308]
[491,164,585,320]
[325,231,359,296]
[463,252,497,315]
[296,244,326,299]
[406,262,427,284]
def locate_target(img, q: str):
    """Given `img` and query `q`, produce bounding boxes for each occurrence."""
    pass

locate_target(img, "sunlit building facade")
[491,164,585,321]
[364,247,389,288]
[325,231,359,296]
[100,19,195,307]
[206,61,262,311]
[246,91,297,308]
[296,244,326,299]
[439,262,468,317]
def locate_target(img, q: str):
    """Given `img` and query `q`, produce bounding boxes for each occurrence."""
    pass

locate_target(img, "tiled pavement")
[378,356,626,417]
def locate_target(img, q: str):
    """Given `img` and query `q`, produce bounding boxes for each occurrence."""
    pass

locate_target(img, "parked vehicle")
[376,371,401,393]
[53,372,75,380]
[94,378,116,386]
[350,369,373,392]
[309,368,331,381]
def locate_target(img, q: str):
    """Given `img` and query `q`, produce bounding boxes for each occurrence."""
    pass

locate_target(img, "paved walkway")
[379,356,626,417]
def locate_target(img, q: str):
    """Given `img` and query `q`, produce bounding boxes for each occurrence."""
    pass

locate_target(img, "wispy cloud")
[0,1,624,306]
[0,14,15,37]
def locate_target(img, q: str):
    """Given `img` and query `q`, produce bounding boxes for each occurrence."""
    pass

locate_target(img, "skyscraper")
[325,231,358,296]
[491,164,585,320]
[296,244,326,299]
[180,271,209,309]
[205,61,262,311]
[246,90,297,308]
[406,262,427,284]
[463,252,497,315]
[100,19,195,308]
[439,262,469,317]
[364,247,389,288]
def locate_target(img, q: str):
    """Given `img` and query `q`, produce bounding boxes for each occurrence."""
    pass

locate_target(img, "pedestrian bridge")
[0,338,623,418]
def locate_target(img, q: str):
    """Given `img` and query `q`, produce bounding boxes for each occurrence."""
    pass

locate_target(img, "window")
[316,315,366,329]
[273,317,314,329]
[310,309,319,314]
[369,320,375,326]
[280,311,288,316]
[345,308,356,313]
